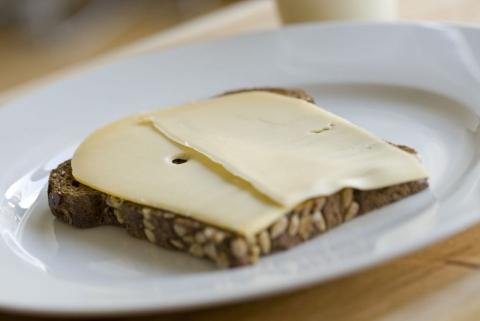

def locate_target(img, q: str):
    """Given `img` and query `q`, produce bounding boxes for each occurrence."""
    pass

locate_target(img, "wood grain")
[1,0,480,320]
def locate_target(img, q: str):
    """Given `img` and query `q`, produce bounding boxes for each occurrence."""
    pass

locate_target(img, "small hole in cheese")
[172,158,188,165]
[168,153,190,165]
[311,123,335,134]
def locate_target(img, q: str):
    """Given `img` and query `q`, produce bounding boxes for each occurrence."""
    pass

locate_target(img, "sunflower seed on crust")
[270,217,288,239]
[144,229,156,243]
[288,215,299,236]
[189,244,204,257]
[345,202,359,221]
[258,231,271,254]
[170,239,184,249]
[312,210,327,231]
[173,224,187,237]
[342,188,354,208]
[204,242,217,259]
[231,238,248,258]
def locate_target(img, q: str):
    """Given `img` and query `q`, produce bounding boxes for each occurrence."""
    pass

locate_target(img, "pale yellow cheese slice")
[72,116,288,237]
[149,92,428,206]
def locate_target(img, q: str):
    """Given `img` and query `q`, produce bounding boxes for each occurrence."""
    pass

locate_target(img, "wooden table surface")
[2,0,480,320]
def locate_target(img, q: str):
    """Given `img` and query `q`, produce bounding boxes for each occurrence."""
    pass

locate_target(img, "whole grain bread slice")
[48,88,428,267]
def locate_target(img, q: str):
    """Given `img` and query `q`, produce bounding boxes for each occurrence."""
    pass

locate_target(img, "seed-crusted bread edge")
[48,161,427,267]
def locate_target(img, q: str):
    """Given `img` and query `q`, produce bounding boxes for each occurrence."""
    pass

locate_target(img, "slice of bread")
[47,88,428,267]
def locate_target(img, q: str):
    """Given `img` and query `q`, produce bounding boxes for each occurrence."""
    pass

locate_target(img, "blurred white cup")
[276,0,398,24]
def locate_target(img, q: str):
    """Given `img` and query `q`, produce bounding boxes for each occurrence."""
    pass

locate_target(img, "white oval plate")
[1,22,480,316]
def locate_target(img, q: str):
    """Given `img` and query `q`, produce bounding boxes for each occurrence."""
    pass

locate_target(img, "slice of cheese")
[149,92,428,206]
[72,116,288,237]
